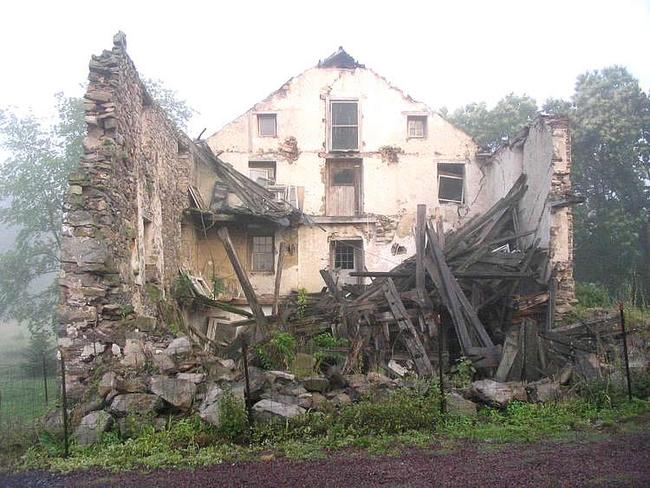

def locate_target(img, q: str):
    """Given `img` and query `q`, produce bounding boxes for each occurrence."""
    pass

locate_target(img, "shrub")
[255,332,297,370]
[575,282,612,308]
[216,391,248,443]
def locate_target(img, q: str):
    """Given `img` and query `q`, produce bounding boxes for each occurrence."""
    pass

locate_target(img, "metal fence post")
[619,302,633,401]
[241,341,254,437]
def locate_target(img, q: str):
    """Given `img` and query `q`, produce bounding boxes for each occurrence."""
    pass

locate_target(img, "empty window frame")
[334,241,356,270]
[330,101,359,151]
[257,114,277,137]
[251,235,274,272]
[248,161,276,187]
[438,163,465,204]
[407,115,427,138]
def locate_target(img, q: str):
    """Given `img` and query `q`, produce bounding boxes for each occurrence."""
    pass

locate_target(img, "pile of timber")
[298,175,559,378]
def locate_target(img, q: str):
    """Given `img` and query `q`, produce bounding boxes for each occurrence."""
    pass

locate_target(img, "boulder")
[43,409,65,435]
[98,371,119,398]
[152,352,177,373]
[73,411,114,445]
[150,376,196,410]
[527,380,562,403]
[177,372,206,384]
[247,366,269,400]
[446,392,478,417]
[120,376,148,393]
[252,399,305,421]
[121,338,146,368]
[302,376,329,393]
[164,336,192,356]
[470,379,523,407]
[199,385,245,426]
[109,393,162,416]
[267,370,296,383]
[329,392,352,408]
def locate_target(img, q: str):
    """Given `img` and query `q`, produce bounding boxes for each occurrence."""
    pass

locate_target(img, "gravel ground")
[2,429,649,488]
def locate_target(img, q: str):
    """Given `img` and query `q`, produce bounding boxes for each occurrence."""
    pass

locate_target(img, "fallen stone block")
[73,410,114,445]
[252,399,306,421]
[150,376,197,410]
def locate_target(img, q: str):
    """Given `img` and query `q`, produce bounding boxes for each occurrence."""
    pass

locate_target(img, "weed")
[255,332,297,370]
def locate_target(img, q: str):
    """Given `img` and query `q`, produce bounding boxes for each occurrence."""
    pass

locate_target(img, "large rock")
[199,385,245,426]
[252,399,305,421]
[164,336,192,356]
[121,339,146,368]
[150,376,196,410]
[73,411,113,445]
[527,380,562,403]
[302,376,329,393]
[446,392,478,417]
[110,393,162,416]
[98,371,119,398]
[152,351,177,373]
[470,380,526,407]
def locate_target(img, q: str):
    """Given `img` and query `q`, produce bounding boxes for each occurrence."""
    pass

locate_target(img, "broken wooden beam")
[217,227,269,341]
[382,279,434,376]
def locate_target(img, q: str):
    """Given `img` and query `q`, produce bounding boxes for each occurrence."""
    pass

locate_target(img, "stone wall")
[58,34,191,400]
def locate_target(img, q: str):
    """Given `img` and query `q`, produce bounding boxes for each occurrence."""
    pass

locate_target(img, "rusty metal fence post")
[241,341,254,438]
[618,302,633,401]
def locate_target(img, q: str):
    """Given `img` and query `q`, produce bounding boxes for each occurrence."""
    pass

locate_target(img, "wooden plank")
[349,271,411,277]
[416,204,427,304]
[383,279,434,376]
[272,242,287,316]
[495,329,519,381]
[216,227,268,340]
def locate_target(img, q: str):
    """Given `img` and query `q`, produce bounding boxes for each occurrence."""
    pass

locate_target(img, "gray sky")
[1,0,649,137]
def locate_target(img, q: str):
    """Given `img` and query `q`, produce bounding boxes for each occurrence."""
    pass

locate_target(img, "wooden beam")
[272,242,287,317]
[349,271,411,278]
[416,204,427,304]
[216,227,268,340]
[383,279,434,376]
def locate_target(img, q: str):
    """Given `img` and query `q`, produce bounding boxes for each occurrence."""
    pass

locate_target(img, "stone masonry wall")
[58,34,191,400]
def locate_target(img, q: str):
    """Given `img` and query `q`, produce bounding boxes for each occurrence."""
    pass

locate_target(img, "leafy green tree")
[447,93,538,150]
[568,67,650,304]
[0,80,195,360]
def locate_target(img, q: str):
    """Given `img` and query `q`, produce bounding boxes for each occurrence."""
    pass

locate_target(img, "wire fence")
[0,363,59,436]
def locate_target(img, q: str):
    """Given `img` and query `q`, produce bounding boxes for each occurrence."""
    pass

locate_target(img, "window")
[330,101,358,151]
[438,163,465,204]
[407,115,427,138]
[257,114,277,137]
[334,242,355,270]
[251,235,274,272]
[248,161,276,187]
[327,160,362,216]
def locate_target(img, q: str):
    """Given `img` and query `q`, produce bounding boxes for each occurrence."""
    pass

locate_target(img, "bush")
[216,391,248,443]
[254,332,297,370]
[575,282,612,308]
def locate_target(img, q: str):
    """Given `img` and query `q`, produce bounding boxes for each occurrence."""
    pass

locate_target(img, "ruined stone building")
[58,35,575,399]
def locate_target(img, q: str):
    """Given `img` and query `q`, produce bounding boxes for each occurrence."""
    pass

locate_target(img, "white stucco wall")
[205,63,569,296]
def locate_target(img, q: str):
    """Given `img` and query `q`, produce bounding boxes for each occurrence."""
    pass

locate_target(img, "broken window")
[248,161,276,187]
[330,101,358,151]
[407,115,427,138]
[257,114,277,137]
[251,235,274,272]
[438,163,465,204]
[334,242,356,270]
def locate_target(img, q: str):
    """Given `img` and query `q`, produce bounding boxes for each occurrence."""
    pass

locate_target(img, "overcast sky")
[1,0,649,138]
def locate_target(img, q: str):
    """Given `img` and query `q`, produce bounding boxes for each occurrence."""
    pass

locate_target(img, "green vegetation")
[255,332,297,370]
[13,376,650,473]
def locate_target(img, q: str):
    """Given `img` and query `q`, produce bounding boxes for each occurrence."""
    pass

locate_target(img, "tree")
[0,80,195,358]
[144,78,197,131]
[568,67,650,304]
[447,93,538,150]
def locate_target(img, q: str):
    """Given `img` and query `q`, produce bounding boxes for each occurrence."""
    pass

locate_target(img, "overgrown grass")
[14,378,650,473]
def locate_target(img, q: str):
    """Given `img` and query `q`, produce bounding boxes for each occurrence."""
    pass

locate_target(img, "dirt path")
[3,429,649,488]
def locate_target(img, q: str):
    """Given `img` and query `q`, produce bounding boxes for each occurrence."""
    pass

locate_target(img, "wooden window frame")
[257,113,277,138]
[437,163,465,204]
[249,234,275,273]
[407,115,427,139]
[248,161,276,187]
[329,100,359,152]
